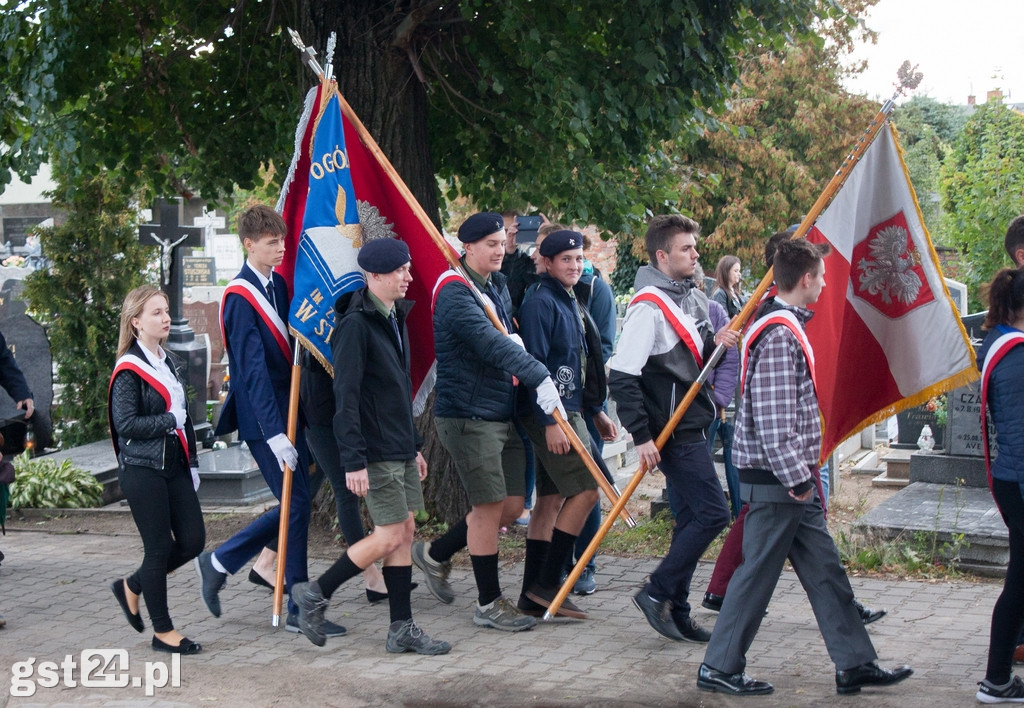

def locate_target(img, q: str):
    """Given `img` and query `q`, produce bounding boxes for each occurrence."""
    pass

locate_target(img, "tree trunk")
[300,2,464,523]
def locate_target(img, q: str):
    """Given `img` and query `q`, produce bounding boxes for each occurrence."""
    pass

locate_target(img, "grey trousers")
[702,483,877,674]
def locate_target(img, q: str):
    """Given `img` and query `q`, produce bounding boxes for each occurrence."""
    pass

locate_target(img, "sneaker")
[285,612,346,638]
[386,619,452,655]
[525,584,588,619]
[977,676,1024,703]
[291,581,330,647]
[673,613,712,643]
[573,566,596,596]
[411,541,455,604]
[193,551,227,618]
[473,596,537,632]
[632,589,685,641]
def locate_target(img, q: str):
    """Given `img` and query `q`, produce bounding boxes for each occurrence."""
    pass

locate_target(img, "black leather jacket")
[108,343,198,470]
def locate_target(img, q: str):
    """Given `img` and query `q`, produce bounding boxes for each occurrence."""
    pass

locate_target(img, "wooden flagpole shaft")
[272,340,303,625]
[544,93,903,619]
[331,85,632,525]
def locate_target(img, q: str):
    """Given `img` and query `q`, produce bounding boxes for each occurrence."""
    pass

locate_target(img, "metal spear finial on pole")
[287,27,325,78]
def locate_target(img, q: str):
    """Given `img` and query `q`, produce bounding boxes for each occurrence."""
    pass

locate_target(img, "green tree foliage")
[892,96,970,246]
[663,26,878,285]
[940,102,1024,310]
[2,1,843,235]
[21,159,150,446]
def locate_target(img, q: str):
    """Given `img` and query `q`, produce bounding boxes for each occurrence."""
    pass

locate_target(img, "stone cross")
[138,198,204,325]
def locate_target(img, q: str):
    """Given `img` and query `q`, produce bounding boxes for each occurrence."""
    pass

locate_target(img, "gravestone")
[182,299,225,400]
[182,257,217,287]
[944,277,968,316]
[894,404,944,450]
[211,233,244,283]
[1,215,46,249]
[946,381,984,457]
[0,277,30,321]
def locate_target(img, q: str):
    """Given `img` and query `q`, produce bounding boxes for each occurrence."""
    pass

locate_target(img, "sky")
[843,0,1024,105]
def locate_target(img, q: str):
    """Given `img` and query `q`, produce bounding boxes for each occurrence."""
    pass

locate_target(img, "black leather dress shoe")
[836,661,912,694]
[853,599,887,625]
[702,592,724,612]
[697,663,774,695]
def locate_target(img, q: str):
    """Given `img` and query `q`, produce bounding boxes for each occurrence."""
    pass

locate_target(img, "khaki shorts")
[521,412,599,499]
[435,417,525,506]
[364,459,424,526]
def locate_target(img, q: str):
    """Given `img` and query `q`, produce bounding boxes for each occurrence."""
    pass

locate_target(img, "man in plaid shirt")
[698,238,912,698]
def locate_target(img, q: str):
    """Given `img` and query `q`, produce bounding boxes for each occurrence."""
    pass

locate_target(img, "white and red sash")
[628,287,705,368]
[741,310,817,395]
[109,353,189,465]
[431,269,473,312]
[980,330,1024,483]
[220,278,290,361]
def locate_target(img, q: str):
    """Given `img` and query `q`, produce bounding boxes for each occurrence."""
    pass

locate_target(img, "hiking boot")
[386,619,452,655]
[292,581,329,647]
[977,675,1024,704]
[286,612,346,638]
[573,566,597,596]
[473,596,537,632]
[525,584,588,619]
[411,541,454,604]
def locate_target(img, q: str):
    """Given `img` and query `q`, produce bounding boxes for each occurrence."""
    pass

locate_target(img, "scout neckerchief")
[220,276,290,361]
[980,328,1024,492]
[109,351,189,465]
[628,286,705,368]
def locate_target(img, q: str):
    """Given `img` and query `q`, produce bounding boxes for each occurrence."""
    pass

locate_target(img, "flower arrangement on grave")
[925,394,947,426]
[2,255,26,267]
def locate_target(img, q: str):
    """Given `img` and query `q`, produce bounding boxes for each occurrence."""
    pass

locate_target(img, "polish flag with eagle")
[804,122,977,460]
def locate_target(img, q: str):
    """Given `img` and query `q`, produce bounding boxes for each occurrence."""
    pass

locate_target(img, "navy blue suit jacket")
[215,263,293,440]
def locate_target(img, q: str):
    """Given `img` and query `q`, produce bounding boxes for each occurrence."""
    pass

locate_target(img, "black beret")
[538,230,584,258]
[357,238,410,274]
[457,212,504,243]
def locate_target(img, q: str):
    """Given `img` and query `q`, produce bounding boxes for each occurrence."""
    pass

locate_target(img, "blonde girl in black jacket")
[107,285,205,654]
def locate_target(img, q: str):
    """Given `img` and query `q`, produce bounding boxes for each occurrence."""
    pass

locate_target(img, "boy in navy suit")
[194,205,344,637]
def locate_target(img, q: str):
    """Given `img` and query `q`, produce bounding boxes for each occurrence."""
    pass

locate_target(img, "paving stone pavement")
[0,522,1006,707]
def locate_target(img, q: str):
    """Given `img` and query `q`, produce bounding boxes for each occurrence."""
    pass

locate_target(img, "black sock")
[382,565,413,624]
[470,553,501,607]
[429,518,468,563]
[317,552,362,600]
[540,528,577,590]
[521,539,550,597]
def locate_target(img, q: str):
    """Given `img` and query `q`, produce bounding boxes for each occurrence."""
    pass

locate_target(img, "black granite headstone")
[894,404,944,450]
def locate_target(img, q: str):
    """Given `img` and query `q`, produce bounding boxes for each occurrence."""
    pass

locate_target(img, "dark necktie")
[389,313,403,352]
[266,281,277,312]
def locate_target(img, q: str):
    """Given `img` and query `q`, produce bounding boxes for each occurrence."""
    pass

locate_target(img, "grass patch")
[601,510,674,556]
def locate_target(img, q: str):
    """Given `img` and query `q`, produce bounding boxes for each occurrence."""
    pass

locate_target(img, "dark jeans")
[305,423,368,548]
[987,477,1024,684]
[652,439,730,614]
[708,415,741,519]
[120,440,205,633]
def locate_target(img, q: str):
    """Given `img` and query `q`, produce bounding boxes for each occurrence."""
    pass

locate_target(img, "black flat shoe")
[248,568,274,591]
[836,662,912,694]
[152,636,202,655]
[111,579,144,633]
[366,582,417,604]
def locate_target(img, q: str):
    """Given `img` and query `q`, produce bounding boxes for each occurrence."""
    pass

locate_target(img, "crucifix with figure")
[137,197,212,445]
[138,198,204,332]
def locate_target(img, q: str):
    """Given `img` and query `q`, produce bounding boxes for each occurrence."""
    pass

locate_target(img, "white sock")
[210,552,228,575]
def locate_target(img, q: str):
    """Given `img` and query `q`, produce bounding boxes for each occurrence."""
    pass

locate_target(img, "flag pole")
[329,83,636,528]
[542,62,924,619]
[271,340,303,625]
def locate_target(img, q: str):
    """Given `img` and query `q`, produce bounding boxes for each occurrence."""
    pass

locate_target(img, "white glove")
[172,408,186,429]
[535,377,567,419]
[191,468,201,492]
[268,433,299,471]
[508,333,525,350]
